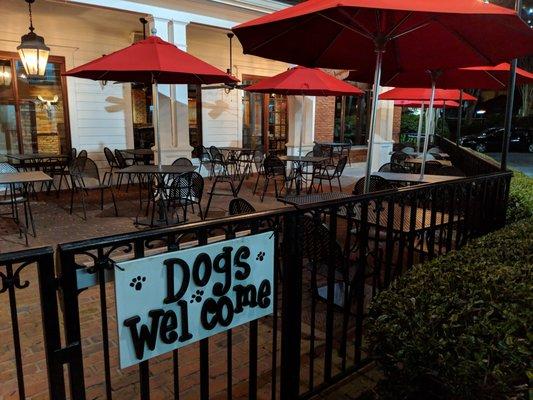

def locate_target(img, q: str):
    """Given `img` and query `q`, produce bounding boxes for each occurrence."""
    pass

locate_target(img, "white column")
[147,17,192,164]
[286,95,316,156]
[370,87,394,172]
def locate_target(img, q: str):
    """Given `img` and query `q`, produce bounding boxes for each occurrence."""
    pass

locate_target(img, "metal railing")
[0,158,512,399]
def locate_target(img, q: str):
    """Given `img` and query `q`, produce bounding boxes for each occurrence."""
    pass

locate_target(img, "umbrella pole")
[152,81,162,168]
[296,94,305,195]
[299,94,305,158]
[416,103,425,153]
[420,80,436,180]
[364,49,384,193]
[456,90,463,146]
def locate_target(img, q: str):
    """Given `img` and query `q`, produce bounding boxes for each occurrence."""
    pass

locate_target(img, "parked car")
[460,127,533,153]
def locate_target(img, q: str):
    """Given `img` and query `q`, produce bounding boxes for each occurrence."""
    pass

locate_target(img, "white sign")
[114,232,274,369]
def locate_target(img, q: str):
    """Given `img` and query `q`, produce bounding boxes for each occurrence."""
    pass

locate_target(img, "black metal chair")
[352,175,394,195]
[78,149,88,159]
[390,151,410,165]
[163,171,205,223]
[424,160,443,175]
[103,147,118,186]
[237,149,256,177]
[69,157,118,220]
[205,173,246,218]
[252,149,266,195]
[259,155,293,202]
[378,162,409,173]
[210,146,237,176]
[172,157,193,167]
[310,156,348,193]
[229,197,256,215]
[114,149,135,191]
[0,162,34,244]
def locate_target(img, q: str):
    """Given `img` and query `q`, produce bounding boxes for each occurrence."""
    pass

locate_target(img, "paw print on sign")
[190,289,204,304]
[130,276,146,291]
[256,251,265,261]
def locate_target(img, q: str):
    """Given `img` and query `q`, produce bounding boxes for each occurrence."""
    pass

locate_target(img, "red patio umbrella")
[380,88,477,102]
[394,100,460,109]
[245,66,363,157]
[233,0,533,192]
[64,36,237,166]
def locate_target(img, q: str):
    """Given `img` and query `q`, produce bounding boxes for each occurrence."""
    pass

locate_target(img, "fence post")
[280,212,303,400]
[37,249,67,399]
[57,249,87,400]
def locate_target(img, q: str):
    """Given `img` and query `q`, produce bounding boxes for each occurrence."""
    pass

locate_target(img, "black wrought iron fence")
[0,169,512,400]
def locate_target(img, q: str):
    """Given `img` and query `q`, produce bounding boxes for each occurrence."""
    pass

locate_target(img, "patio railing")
[0,166,512,400]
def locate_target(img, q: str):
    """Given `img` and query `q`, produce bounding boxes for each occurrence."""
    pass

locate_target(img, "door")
[242,75,288,154]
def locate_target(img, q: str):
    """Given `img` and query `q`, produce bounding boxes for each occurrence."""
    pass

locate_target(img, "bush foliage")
[368,218,533,399]
[507,170,533,223]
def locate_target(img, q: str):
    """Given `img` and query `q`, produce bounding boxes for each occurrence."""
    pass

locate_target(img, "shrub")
[507,170,533,223]
[367,218,533,400]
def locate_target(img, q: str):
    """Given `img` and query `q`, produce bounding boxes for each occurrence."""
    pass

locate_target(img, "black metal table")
[116,165,197,226]
[6,153,69,193]
[279,155,328,195]
[279,191,353,207]
[0,171,52,245]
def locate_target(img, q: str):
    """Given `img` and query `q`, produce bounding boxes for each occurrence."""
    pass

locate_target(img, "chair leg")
[26,198,36,237]
[110,188,118,216]
[253,173,261,195]
[338,177,342,191]
[260,177,269,202]
[69,188,75,214]
[197,201,204,220]
[205,192,214,218]
[328,179,333,192]
[100,188,104,210]
[80,191,87,221]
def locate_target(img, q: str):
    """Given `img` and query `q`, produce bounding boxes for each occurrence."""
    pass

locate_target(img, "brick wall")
[314,96,336,142]
[392,106,402,143]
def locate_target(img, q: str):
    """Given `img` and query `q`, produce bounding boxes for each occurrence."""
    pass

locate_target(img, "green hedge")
[507,170,533,223]
[367,218,533,399]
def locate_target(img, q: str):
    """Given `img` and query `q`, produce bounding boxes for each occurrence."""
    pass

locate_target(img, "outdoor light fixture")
[476,109,487,115]
[17,0,50,78]
[0,66,11,86]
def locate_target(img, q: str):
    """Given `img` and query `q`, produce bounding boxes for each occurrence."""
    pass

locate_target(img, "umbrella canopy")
[233,0,533,82]
[380,88,477,102]
[360,63,533,89]
[233,0,533,192]
[394,100,460,109]
[244,66,364,96]
[64,36,238,85]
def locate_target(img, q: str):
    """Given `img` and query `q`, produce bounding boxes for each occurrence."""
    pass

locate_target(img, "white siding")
[186,24,290,147]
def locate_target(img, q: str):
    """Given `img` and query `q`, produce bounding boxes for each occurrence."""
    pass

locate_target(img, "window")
[0,52,70,159]
[334,94,368,145]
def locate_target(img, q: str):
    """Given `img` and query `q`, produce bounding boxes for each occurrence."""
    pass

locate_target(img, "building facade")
[2,0,396,169]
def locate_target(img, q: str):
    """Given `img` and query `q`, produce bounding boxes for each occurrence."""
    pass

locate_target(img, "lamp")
[0,66,11,86]
[17,0,49,78]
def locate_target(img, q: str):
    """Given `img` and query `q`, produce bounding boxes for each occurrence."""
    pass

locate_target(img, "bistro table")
[0,171,52,245]
[373,172,462,185]
[6,153,69,193]
[279,191,353,207]
[279,155,328,195]
[115,164,197,226]
[120,148,154,165]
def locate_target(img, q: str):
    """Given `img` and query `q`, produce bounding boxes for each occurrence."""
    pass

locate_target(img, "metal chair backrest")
[209,146,222,159]
[352,175,393,195]
[78,149,88,159]
[104,147,118,168]
[114,149,129,168]
[424,153,436,160]
[172,157,193,167]
[332,156,348,177]
[379,162,409,173]
[229,198,256,215]
[70,147,78,160]
[0,162,21,191]
[199,146,211,161]
[424,160,443,174]
[390,151,409,164]
[428,146,441,154]
[263,155,286,178]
